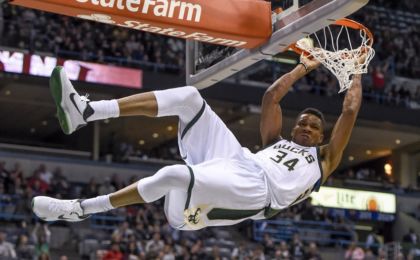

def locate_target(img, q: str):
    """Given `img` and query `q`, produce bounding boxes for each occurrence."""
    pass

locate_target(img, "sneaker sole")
[50,67,71,135]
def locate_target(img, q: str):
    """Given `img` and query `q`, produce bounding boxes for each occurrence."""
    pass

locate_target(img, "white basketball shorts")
[164,102,268,230]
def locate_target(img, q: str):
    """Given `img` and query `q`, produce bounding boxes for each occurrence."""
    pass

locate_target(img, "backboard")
[186,0,370,89]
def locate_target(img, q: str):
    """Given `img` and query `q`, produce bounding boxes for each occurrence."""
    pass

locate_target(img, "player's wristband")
[298,62,309,72]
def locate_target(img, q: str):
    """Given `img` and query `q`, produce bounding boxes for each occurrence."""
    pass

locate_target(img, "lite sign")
[0,50,142,89]
[310,187,396,214]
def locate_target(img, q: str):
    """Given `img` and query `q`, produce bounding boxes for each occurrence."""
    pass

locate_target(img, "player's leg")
[32,165,191,222]
[50,66,203,135]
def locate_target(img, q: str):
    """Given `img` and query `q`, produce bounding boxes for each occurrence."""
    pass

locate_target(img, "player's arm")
[321,74,362,182]
[260,56,320,147]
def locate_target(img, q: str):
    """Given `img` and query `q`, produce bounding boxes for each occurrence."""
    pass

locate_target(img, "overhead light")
[366,150,372,155]
[384,163,392,175]
[42,121,48,126]
[239,119,245,125]
[152,133,159,138]
[5,90,11,96]
[30,128,36,133]
[138,140,145,145]
[167,126,174,131]
[395,139,401,145]
[348,156,354,161]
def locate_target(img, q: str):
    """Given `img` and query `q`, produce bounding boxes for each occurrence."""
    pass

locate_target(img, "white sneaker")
[32,196,90,222]
[50,66,94,135]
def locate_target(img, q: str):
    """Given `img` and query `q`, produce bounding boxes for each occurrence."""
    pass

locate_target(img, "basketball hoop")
[290,18,375,93]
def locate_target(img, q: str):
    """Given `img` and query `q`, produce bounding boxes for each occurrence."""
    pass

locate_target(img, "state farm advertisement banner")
[0,50,142,89]
[11,0,272,48]
[310,187,396,214]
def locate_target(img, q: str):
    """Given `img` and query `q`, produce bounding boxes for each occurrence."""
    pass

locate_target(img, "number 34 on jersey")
[268,143,316,172]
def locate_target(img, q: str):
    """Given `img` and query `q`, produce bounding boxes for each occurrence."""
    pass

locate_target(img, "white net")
[296,23,375,93]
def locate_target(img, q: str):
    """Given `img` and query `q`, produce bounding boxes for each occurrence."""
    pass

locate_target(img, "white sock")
[87,100,120,122]
[81,195,114,215]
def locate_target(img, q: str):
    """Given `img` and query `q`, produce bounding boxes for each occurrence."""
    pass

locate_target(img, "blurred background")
[0,0,419,259]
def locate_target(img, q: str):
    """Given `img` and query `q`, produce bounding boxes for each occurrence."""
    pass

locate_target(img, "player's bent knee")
[157,165,191,188]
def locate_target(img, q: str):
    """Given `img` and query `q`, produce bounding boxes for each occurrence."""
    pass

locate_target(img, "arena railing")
[253,219,356,247]
[0,143,91,159]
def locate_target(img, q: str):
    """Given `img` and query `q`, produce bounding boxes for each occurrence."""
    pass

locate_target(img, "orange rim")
[290,18,374,55]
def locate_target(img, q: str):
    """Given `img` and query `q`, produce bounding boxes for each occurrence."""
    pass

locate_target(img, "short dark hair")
[297,108,326,128]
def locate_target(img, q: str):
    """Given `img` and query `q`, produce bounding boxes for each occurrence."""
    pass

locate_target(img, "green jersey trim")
[181,101,206,140]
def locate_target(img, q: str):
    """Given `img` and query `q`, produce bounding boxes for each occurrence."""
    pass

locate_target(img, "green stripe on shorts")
[184,166,195,210]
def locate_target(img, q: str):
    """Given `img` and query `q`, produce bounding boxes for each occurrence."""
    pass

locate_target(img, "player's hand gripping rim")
[299,54,321,73]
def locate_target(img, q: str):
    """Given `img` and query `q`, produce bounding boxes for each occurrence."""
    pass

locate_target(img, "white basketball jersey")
[253,139,323,211]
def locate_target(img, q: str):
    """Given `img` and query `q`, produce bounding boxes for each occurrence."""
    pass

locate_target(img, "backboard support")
[186,0,370,89]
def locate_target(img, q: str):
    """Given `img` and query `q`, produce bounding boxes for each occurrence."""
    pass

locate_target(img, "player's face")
[291,113,324,147]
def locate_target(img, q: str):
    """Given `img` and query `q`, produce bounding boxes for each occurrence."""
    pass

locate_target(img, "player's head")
[291,108,325,147]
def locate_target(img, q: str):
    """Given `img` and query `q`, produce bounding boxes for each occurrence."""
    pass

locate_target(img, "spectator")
[371,65,386,102]
[305,242,322,260]
[98,177,116,195]
[14,186,33,216]
[27,170,49,195]
[0,231,16,259]
[38,252,50,260]
[15,234,33,260]
[112,221,134,243]
[275,240,290,259]
[0,182,11,210]
[145,232,164,254]
[9,162,24,183]
[262,233,275,257]
[345,242,365,260]
[232,241,249,259]
[403,228,419,245]
[190,239,205,259]
[32,223,51,258]
[365,229,381,254]
[124,239,144,259]
[81,177,99,198]
[103,242,123,260]
[290,233,305,259]
[49,167,70,198]
[38,164,53,185]
[0,161,11,193]
[364,248,376,260]
[110,173,125,191]
[209,245,221,260]
[249,245,265,260]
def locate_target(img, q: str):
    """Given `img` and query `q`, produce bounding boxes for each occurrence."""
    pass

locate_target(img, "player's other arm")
[321,74,362,182]
[260,57,320,147]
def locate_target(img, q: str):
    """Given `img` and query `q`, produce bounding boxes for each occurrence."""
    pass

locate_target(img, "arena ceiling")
[0,72,420,170]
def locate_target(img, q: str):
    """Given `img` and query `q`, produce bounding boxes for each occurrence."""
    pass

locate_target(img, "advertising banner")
[0,50,142,89]
[11,0,272,48]
[310,187,396,214]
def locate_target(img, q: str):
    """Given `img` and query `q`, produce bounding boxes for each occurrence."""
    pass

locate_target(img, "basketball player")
[32,53,365,230]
